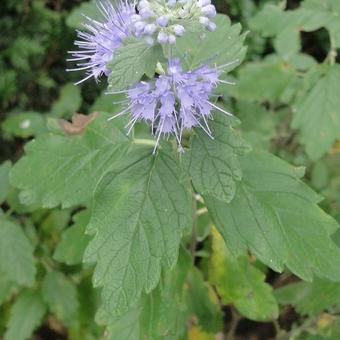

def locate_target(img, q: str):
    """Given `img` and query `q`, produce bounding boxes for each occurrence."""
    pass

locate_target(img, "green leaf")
[0,274,15,305]
[66,0,98,29]
[0,219,36,286]
[51,83,82,118]
[292,65,340,160]
[84,146,192,318]
[107,38,163,91]
[186,114,250,203]
[53,210,92,265]
[206,150,340,282]
[0,161,12,204]
[187,267,223,332]
[42,271,79,326]
[2,112,46,138]
[209,228,278,321]
[232,56,296,103]
[4,290,46,340]
[174,14,247,71]
[105,249,191,340]
[275,279,340,317]
[10,113,131,208]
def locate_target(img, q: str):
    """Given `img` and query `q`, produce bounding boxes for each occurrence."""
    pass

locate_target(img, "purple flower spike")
[112,59,234,150]
[67,0,135,84]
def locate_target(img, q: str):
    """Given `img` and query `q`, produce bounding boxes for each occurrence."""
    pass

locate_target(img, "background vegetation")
[1,0,340,339]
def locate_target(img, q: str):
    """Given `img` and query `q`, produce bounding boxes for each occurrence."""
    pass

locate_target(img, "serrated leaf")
[42,271,79,326]
[0,219,36,286]
[4,290,46,340]
[0,274,15,305]
[275,279,340,317]
[174,14,247,71]
[10,113,131,208]
[53,210,91,265]
[0,161,12,204]
[206,150,340,282]
[107,38,163,91]
[84,146,192,318]
[105,249,191,340]
[186,114,250,203]
[209,228,278,321]
[292,65,340,160]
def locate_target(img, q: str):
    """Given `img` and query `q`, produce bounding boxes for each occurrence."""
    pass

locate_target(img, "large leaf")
[0,219,36,286]
[53,210,91,265]
[84,146,192,318]
[186,114,250,203]
[292,65,340,160]
[107,38,163,91]
[105,249,191,340]
[174,14,247,71]
[206,150,340,281]
[42,271,79,326]
[0,161,11,204]
[4,290,46,340]
[209,228,278,321]
[10,113,130,208]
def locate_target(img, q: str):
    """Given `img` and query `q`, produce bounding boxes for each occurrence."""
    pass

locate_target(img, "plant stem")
[133,138,158,147]
[226,307,241,340]
[190,194,198,259]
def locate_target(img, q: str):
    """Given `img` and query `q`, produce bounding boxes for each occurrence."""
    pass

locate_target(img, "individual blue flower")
[67,0,135,84]
[110,58,236,151]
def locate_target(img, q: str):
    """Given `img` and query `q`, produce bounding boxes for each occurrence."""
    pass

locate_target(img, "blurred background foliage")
[1,0,340,339]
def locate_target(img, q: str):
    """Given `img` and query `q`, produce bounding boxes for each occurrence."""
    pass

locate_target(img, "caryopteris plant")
[3,0,340,339]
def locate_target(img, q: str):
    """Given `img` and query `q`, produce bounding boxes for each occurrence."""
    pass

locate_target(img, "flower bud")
[157,31,168,44]
[145,36,154,45]
[199,16,210,27]
[173,24,185,36]
[144,23,157,35]
[140,7,154,19]
[168,34,176,44]
[156,15,169,27]
[202,4,216,17]
[198,0,211,6]
[130,14,141,23]
[167,0,176,7]
[134,21,146,33]
[207,21,216,31]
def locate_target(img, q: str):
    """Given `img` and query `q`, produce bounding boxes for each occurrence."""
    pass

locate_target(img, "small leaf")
[107,38,163,91]
[51,83,82,118]
[10,113,131,208]
[53,210,92,265]
[186,113,250,203]
[209,228,278,321]
[206,150,340,282]
[275,279,340,317]
[84,146,192,318]
[4,290,46,340]
[42,271,79,326]
[0,219,36,286]
[292,65,340,160]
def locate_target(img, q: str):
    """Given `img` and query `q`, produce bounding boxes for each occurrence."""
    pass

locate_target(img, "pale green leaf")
[4,290,46,340]
[206,150,340,281]
[53,210,92,265]
[174,14,247,71]
[42,271,79,326]
[107,38,163,91]
[209,228,278,321]
[2,112,46,138]
[186,114,250,203]
[292,65,340,160]
[0,219,36,286]
[10,113,131,208]
[84,146,192,318]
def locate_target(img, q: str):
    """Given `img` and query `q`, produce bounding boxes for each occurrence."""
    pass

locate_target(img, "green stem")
[133,138,158,147]
[327,34,337,65]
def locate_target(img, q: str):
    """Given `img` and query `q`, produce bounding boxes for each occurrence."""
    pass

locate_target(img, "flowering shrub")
[1,0,340,339]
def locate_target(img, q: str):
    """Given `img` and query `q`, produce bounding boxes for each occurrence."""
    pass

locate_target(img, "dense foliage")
[1,0,340,339]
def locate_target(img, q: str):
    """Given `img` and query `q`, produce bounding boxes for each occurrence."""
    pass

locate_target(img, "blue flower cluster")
[68,0,234,148]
